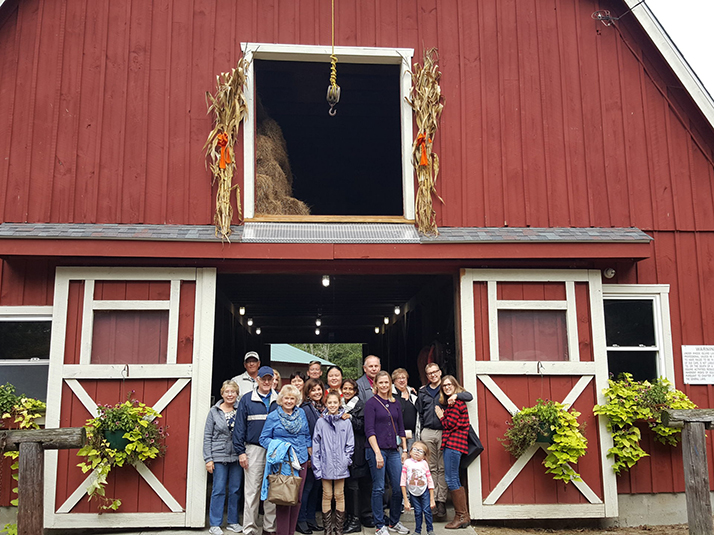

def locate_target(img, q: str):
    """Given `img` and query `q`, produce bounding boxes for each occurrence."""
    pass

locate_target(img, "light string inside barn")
[326,0,341,116]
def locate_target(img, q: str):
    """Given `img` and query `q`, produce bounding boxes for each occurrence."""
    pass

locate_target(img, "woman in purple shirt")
[364,371,409,535]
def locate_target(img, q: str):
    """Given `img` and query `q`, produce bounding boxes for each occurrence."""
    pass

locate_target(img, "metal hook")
[329,106,337,116]
[122,364,129,379]
[326,85,340,117]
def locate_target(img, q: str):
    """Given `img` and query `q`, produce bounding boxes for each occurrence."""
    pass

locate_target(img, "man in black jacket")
[415,362,472,520]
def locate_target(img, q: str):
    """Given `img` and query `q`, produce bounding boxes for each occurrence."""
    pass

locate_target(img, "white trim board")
[624,0,714,129]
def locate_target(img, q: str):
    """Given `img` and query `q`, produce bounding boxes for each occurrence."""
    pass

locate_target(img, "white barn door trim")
[44,267,216,529]
[459,269,618,520]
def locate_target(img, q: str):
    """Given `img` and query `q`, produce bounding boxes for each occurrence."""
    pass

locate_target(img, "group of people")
[203,352,472,535]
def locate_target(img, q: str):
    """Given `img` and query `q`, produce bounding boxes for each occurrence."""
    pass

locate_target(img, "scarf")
[344,396,358,413]
[323,408,345,429]
[311,399,325,414]
[277,406,303,435]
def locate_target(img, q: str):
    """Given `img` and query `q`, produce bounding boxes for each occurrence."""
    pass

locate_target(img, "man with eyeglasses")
[415,363,472,520]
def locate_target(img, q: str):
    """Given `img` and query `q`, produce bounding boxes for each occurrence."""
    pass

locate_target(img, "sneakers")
[376,526,390,535]
[388,522,410,535]
[226,524,243,533]
[427,531,435,535]
[209,527,224,535]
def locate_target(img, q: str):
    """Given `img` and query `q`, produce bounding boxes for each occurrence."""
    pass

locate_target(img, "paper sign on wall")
[682,346,714,384]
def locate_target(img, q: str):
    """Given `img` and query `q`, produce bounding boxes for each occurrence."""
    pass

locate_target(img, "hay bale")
[256,121,293,184]
[256,159,291,196]
[253,114,310,216]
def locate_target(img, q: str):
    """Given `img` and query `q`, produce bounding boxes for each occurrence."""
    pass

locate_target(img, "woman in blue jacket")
[260,384,312,535]
[203,380,242,535]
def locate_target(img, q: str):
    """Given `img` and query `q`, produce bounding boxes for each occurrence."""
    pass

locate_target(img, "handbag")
[267,462,303,506]
[460,425,484,468]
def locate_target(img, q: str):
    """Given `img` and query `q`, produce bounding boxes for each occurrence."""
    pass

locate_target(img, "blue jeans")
[409,492,433,534]
[210,461,243,527]
[366,448,402,529]
[443,448,462,491]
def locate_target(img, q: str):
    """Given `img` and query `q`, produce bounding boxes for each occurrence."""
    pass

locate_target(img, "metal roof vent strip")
[241,222,420,243]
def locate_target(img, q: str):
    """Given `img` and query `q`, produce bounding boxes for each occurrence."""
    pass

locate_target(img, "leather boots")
[322,510,334,535]
[333,510,345,535]
[444,487,471,529]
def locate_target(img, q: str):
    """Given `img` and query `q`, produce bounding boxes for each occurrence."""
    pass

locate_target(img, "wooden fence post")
[0,428,85,535]
[663,409,714,535]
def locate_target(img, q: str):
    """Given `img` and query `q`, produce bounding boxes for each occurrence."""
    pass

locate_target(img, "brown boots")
[444,487,471,529]
[322,509,345,535]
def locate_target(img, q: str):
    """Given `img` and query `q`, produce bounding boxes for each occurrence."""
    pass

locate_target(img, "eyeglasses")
[426,370,441,376]
[412,448,425,454]
[442,383,454,388]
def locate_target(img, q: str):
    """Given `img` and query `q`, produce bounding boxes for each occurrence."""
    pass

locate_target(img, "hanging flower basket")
[77,393,168,511]
[501,398,587,483]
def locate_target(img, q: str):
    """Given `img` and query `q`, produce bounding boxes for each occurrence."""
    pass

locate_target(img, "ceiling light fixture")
[255,327,261,335]
[384,316,389,325]
[315,328,321,335]
[374,326,380,334]
[315,318,322,326]
[322,275,330,287]
[247,318,253,326]
[239,307,246,315]
[394,306,401,315]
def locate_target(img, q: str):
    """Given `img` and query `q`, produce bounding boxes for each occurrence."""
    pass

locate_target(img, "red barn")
[1,0,713,528]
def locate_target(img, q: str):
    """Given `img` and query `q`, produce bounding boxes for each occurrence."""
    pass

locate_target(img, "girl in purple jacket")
[312,391,355,535]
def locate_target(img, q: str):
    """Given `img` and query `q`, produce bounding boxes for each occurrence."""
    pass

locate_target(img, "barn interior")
[212,273,456,392]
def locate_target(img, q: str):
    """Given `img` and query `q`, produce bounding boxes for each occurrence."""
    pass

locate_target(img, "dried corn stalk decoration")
[204,56,250,241]
[407,48,444,236]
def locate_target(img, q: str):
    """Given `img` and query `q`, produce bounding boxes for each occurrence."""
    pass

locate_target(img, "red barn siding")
[1,0,713,230]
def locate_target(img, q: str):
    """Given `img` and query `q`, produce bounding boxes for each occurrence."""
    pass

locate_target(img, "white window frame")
[0,306,54,401]
[602,284,674,382]
[240,42,415,220]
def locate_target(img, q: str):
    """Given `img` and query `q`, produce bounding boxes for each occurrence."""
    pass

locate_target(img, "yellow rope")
[330,0,337,88]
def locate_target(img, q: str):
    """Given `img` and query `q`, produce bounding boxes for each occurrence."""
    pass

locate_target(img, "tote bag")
[267,462,303,506]
[460,425,484,468]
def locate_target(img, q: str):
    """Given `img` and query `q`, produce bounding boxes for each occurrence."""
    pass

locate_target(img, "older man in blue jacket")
[234,366,279,535]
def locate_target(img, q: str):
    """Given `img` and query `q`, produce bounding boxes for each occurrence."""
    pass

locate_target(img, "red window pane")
[91,310,169,364]
[498,310,568,361]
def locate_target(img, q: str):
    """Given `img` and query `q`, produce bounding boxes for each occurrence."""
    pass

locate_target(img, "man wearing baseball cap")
[232,351,261,400]
[234,366,279,535]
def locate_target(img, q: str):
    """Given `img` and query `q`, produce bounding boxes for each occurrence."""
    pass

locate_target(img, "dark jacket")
[364,394,406,450]
[233,388,278,456]
[204,400,240,463]
[300,400,322,435]
[344,396,367,477]
[416,385,472,432]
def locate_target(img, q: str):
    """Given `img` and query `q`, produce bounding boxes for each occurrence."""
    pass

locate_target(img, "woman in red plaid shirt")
[433,376,471,529]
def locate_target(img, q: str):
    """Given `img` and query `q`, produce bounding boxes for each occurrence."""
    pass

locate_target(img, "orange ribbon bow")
[216,132,231,169]
[416,133,431,166]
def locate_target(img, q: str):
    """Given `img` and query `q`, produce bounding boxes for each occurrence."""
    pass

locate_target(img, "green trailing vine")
[77,393,168,511]
[593,373,696,474]
[501,398,588,483]
[1,383,46,535]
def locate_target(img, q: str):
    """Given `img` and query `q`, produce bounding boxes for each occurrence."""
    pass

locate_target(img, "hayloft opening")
[253,60,403,216]
[212,273,457,395]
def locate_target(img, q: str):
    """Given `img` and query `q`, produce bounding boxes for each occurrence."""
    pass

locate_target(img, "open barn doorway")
[211,273,456,398]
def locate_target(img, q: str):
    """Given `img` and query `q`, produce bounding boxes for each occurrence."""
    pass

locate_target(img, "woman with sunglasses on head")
[433,376,470,529]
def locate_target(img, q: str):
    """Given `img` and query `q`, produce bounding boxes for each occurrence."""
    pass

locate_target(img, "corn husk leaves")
[406,48,444,236]
[204,56,250,241]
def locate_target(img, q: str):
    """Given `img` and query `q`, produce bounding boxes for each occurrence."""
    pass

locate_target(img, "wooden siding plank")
[0,5,20,224]
[50,0,86,223]
[73,0,109,223]
[4,0,41,222]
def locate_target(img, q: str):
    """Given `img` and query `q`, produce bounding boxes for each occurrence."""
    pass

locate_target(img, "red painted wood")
[177,280,196,364]
[575,282,593,362]
[64,281,84,365]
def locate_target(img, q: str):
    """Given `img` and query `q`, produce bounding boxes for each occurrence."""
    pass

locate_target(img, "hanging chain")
[326,0,340,116]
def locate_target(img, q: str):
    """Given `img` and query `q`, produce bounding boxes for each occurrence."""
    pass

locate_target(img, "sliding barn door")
[44,267,216,529]
[459,269,617,519]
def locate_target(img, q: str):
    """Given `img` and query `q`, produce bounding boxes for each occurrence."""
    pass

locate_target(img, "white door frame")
[44,267,216,529]
[459,268,618,519]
